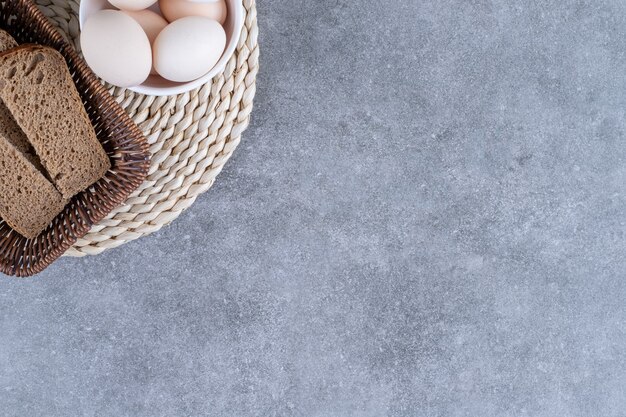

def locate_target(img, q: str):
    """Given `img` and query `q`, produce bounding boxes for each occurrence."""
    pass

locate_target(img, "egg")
[81,10,152,87]
[123,10,168,74]
[108,0,158,11]
[153,16,226,82]
[159,0,227,24]
[123,10,168,43]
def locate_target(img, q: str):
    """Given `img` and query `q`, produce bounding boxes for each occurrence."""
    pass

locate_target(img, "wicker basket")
[0,0,150,277]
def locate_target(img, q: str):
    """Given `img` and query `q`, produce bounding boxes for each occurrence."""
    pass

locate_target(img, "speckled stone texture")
[1,0,626,415]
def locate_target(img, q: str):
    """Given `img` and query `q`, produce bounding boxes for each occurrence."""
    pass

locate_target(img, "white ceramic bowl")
[79,0,244,96]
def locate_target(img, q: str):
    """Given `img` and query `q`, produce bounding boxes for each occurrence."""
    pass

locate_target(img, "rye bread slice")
[0,45,110,198]
[0,30,44,170]
[0,138,66,239]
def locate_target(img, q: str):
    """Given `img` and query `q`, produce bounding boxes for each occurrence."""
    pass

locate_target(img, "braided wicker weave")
[39,0,259,257]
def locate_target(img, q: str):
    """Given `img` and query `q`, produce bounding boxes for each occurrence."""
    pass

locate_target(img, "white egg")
[159,0,227,24]
[153,16,226,83]
[108,0,158,11]
[81,10,152,87]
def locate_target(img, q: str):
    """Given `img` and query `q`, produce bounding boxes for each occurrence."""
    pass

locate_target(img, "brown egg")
[158,0,227,24]
[123,10,168,44]
[123,10,168,74]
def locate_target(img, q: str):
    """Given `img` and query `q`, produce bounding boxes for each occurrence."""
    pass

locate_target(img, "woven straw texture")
[35,0,258,257]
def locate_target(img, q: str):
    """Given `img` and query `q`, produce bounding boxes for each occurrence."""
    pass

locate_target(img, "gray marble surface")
[2,0,626,415]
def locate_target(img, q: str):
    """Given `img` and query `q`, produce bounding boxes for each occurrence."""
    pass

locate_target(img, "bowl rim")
[78,0,244,96]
